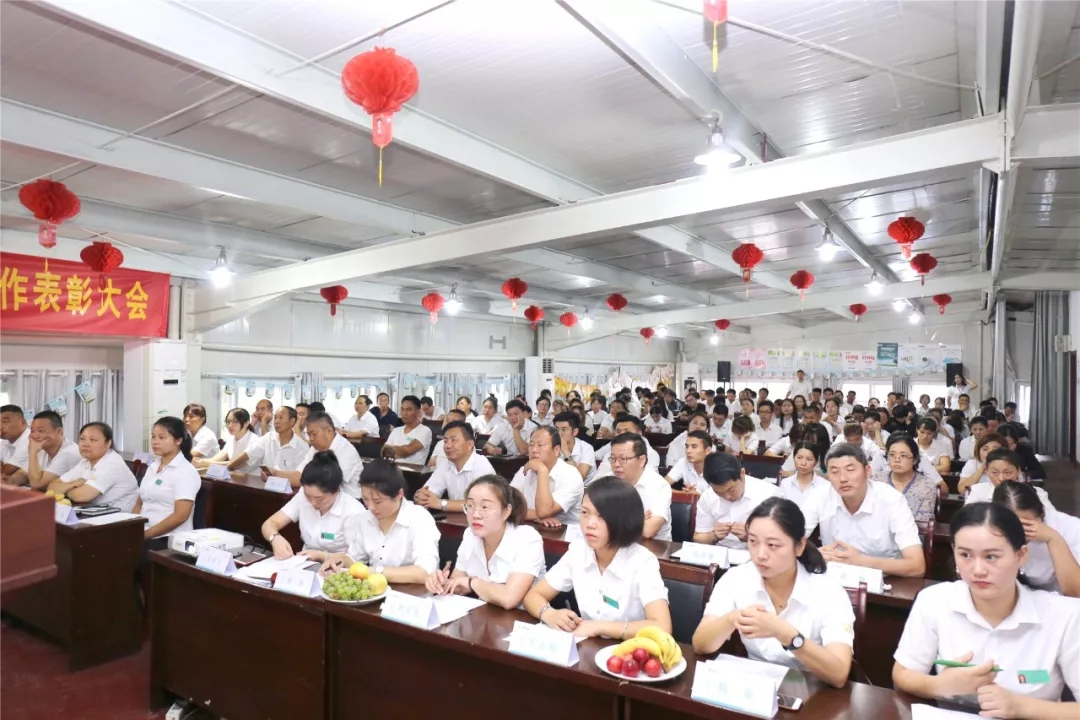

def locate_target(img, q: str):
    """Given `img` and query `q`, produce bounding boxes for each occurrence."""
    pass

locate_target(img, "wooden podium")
[0,486,58,592]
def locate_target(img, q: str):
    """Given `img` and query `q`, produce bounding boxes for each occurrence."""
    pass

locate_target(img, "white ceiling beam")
[1011,104,1080,163]
[1000,272,1080,292]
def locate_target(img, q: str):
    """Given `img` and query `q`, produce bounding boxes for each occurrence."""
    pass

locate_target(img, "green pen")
[934,659,1003,672]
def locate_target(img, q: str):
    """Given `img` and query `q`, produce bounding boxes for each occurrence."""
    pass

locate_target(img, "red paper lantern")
[523,305,544,330]
[319,285,349,316]
[888,216,925,260]
[789,269,814,301]
[79,241,124,280]
[910,253,937,286]
[715,319,730,333]
[640,327,655,344]
[19,179,81,250]
[932,294,952,315]
[732,243,765,295]
[605,293,628,312]
[501,277,528,311]
[703,1,729,72]
[849,303,868,322]
[421,292,445,323]
[559,312,578,329]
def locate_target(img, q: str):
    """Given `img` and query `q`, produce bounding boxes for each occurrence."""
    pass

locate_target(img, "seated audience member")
[419,396,446,423]
[414,421,494,513]
[553,411,595,484]
[979,405,1002,434]
[341,394,379,440]
[727,415,761,456]
[993,481,1080,597]
[777,398,798,435]
[380,396,433,465]
[135,417,201,542]
[881,435,944,524]
[322,461,439,585]
[183,403,219,458]
[781,423,832,478]
[839,391,857,417]
[426,408,467,468]
[426,475,544,609]
[666,411,710,467]
[373,393,403,431]
[778,441,829,510]
[585,397,609,435]
[755,400,784,446]
[261,450,365,563]
[821,398,844,438]
[766,422,806,459]
[738,398,760,428]
[0,404,31,481]
[997,423,1046,480]
[236,406,309,473]
[666,430,713,493]
[679,391,703,420]
[49,422,138,512]
[916,394,932,416]
[693,452,780,549]
[295,402,311,441]
[595,415,660,469]
[251,398,273,437]
[801,403,824,428]
[8,410,81,489]
[196,407,259,474]
[644,403,673,433]
[693,497,854,688]
[958,416,987,461]
[510,426,584,527]
[914,417,954,475]
[607,433,672,541]
[1002,401,1020,423]
[524,477,672,639]
[725,388,738,406]
[276,412,362,495]
[534,396,554,427]
[956,392,974,419]
[861,410,889,451]
[892,502,1080,718]
[945,410,967,441]
[483,399,533,456]
[886,405,916,435]
[800,443,925,578]
[597,399,628,438]
[468,396,504,435]
[709,404,733,445]
[958,433,1007,495]
[964,448,1054,509]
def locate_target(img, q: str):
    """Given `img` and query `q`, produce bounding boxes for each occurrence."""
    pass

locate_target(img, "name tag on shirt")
[54,503,79,526]
[381,590,439,630]
[691,661,779,718]
[673,542,729,568]
[1016,669,1051,685]
[264,476,292,494]
[196,547,237,576]
[274,569,321,598]
[826,562,884,593]
[320,531,336,541]
[205,465,230,480]
[507,620,580,667]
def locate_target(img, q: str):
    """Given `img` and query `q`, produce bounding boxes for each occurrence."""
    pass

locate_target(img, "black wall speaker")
[717,361,732,384]
[945,363,964,383]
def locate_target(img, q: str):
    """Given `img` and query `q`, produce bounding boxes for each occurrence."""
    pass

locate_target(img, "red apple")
[606,654,624,674]
[632,648,650,665]
[622,658,640,678]
[644,657,663,678]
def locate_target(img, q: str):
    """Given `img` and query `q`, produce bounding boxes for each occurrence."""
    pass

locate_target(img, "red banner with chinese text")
[0,252,169,337]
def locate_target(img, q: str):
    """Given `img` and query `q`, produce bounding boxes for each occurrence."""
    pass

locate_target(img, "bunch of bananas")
[610,626,683,672]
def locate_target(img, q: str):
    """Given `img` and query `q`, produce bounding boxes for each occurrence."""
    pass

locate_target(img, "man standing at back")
[785,370,812,400]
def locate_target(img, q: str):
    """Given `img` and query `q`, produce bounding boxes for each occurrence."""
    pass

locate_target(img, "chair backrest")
[644,431,677,448]
[916,520,935,578]
[423,419,444,438]
[739,453,784,481]
[845,581,869,682]
[438,534,462,571]
[670,491,698,543]
[192,483,210,530]
[950,458,966,474]
[941,473,960,495]
[352,437,387,459]
[659,561,716,644]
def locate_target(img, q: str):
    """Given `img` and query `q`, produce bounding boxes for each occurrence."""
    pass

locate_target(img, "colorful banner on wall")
[876,343,898,369]
[731,344,962,378]
[0,252,169,337]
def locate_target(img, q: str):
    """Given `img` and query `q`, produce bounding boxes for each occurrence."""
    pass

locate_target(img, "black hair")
[949,501,1028,558]
[78,421,115,449]
[731,415,755,435]
[553,410,581,430]
[892,405,910,419]
[801,422,831,450]
[359,458,406,498]
[996,424,1021,445]
[309,401,327,413]
[584,476,645,548]
[703,452,742,487]
[688,410,709,425]
[533,425,561,449]
[296,403,311,411]
[985,447,1022,470]
[613,413,644,432]
[975,432,1006,459]
[992,480,1045,520]
[446,408,467,419]
[811,387,822,394]
[227,407,251,430]
[442,420,475,442]
[540,389,552,398]
[787,422,807,445]
[31,410,63,430]
[792,441,826,472]
[504,399,525,414]
[305,411,335,430]
[979,405,998,421]
[153,416,193,462]
[916,417,938,434]
[969,415,988,428]
[300,450,344,494]
[885,433,920,464]
[281,406,298,422]
[686,429,714,449]
[420,396,434,407]
[0,404,24,415]
[183,403,207,420]
[377,392,390,400]
[400,395,421,410]
[1004,401,1017,411]
[466,474,528,525]
[610,432,647,459]
[746,497,827,573]
[536,396,551,407]
[825,442,868,468]
[712,404,729,417]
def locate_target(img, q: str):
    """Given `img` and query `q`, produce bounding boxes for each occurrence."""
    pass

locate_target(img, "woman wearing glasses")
[880,435,942,524]
[425,475,545,609]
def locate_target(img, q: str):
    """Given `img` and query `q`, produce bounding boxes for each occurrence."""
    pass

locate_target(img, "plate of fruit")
[594,627,685,683]
[320,562,389,605]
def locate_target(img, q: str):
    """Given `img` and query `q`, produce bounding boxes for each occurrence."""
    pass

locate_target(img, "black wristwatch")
[783,633,805,652]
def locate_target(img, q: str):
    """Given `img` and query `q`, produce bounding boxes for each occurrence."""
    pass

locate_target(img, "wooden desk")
[148,551,326,720]
[938,494,962,523]
[2,518,145,670]
[0,487,57,592]
[202,475,301,550]
[859,576,934,687]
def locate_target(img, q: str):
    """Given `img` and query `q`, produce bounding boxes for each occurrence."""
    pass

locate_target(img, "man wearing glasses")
[607,433,672,541]
[510,427,584,528]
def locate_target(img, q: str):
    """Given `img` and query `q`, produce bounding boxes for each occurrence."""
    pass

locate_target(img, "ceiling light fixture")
[208,246,236,288]
[444,284,462,315]
[656,326,669,338]
[816,227,841,261]
[709,332,720,346]
[892,299,907,313]
[694,119,742,170]
[865,272,884,295]
[579,309,594,330]
[908,311,922,325]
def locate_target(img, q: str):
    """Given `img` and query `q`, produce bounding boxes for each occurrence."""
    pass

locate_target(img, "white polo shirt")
[343,500,440,573]
[786,381,813,399]
[630,468,673,541]
[778,474,830,510]
[960,458,991,487]
[1022,510,1080,592]
[61,450,139,512]
[281,490,366,555]
[645,416,673,433]
[486,421,533,456]
[957,435,977,461]
[223,430,259,473]
[918,436,954,463]
[946,385,972,408]
[756,422,784,447]
[666,431,690,467]
[423,451,496,500]
[384,422,433,465]
[545,539,669,622]
[191,425,219,458]
[965,482,1055,512]
[767,437,793,457]
[344,411,379,438]
[138,454,201,535]
[455,523,545,583]
[510,459,584,525]
[422,407,447,421]
[704,561,855,667]
[894,580,1080,703]
[709,418,732,444]
[36,439,82,478]
[802,480,921,559]
[534,413,555,427]
[728,432,763,456]
[1,426,31,471]
[562,438,596,484]
[585,410,609,430]
[468,415,503,435]
[246,431,309,472]
[596,437,660,468]
[666,457,708,493]
[297,434,362,497]
[694,476,780,549]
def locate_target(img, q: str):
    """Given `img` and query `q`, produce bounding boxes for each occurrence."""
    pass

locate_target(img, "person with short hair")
[727,415,761,456]
[644,403,673,433]
[279,412,362,495]
[135,416,201,540]
[10,410,81,489]
[0,404,31,481]
[946,372,978,409]
[419,396,446,423]
[414,421,495,513]
[468,396,504,435]
[553,411,595,484]
[915,417,954,475]
[381,396,433,465]
[426,408,468,468]
[882,434,944,524]
[48,422,139,512]
[239,406,309,473]
[598,399,628,438]
[374,392,403,431]
[693,452,779,549]
[993,481,1080,597]
[341,395,379,440]
[786,370,812,400]
[997,423,1046,480]
[709,404,732,446]
[607,433,672,541]
[755,400,783,446]
[666,430,713,493]
[964,448,1054,511]
[484,399,533,456]
[958,416,988,461]
[666,411,710,467]
[595,415,660,470]
[183,403,219,458]
[510,426,584,527]
[585,397,609,435]
[534,396,554,427]
[1002,401,1019,423]
[295,403,311,442]
[958,433,1007,496]
[251,398,274,436]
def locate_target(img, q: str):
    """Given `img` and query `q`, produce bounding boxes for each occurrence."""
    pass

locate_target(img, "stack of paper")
[235,556,315,584]
[432,595,487,625]
[77,512,146,526]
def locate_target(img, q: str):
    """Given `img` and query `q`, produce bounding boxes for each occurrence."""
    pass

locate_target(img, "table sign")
[264,476,292,494]
[274,569,321,598]
[507,620,580,667]
[826,562,884,593]
[691,661,779,718]
[205,465,230,480]
[54,503,79,525]
[195,547,237,577]
[673,542,728,568]
[727,548,752,565]
[381,590,439,630]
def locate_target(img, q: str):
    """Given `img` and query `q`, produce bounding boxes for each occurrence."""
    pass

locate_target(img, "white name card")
[381,589,440,629]
[826,562,884,593]
[195,547,237,576]
[205,464,231,480]
[274,568,321,597]
[675,542,729,568]
[727,548,752,565]
[263,476,292,494]
[507,620,580,667]
[691,661,779,719]
[54,503,79,526]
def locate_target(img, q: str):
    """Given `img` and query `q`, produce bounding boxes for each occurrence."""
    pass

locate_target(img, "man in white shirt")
[251,399,273,436]
[553,411,595,483]
[8,410,81,489]
[484,399,533,456]
[239,406,310,473]
[755,400,783,447]
[839,390,857,417]
[608,433,672,541]
[785,370,813,400]
[709,405,732,447]
[426,409,468,468]
[595,415,659,468]
[957,417,987,461]
[278,412,362,496]
[802,443,926,578]
[692,452,779,549]
[0,404,31,481]
[414,421,495,513]
[419,396,446,423]
[341,395,380,440]
[510,426,584,527]
[381,395,433,465]
[665,429,713,493]
[596,399,627,438]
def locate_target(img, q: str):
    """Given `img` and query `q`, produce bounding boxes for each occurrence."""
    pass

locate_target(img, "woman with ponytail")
[425,474,544,609]
[134,416,201,543]
[692,497,854,688]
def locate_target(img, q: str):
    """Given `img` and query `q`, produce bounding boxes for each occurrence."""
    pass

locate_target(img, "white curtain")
[4,369,124,447]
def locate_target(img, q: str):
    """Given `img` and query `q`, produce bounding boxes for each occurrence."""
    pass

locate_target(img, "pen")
[934,659,1003,672]
[439,560,452,594]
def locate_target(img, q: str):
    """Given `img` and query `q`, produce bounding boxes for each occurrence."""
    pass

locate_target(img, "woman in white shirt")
[134,416,202,541]
[821,398,845,438]
[524,477,672,639]
[777,399,798,435]
[48,422,138,513]
[946,373,978,409]
[958,433,1006,495]
[534,396,555,427]
[915,417,954,475]
[644,404,672,433]
[726,415,761,457]
[992,481,1080,597]
[322,459,439,585]
[693,497,854,688]
[468,397,503,435]
[893,502,1080,718]
[738,398,759,428]
[425,474,545,609]
[261,450,366,563]
[585,398,609,434]
[196,408,258,474]
[778,442,829,509]
[183,403,219,459]
[341,394,379,440]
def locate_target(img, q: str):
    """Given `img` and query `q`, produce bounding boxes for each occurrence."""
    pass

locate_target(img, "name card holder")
[196,547,237,577]
[205,464,231,481]
[676,542,729,568]
[264,476,292,494]
[54,503,79,526]
[381,590,439,629]
[507,620,580,667]
[826,562,884,593]
[274,569,321,597]
[691,662,779,719]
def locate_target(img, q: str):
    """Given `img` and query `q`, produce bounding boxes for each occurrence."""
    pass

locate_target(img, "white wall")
[0,337,124,369]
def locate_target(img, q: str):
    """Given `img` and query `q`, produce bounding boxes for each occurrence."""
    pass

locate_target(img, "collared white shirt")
[694,476,780,549]
[710,418,732,445]
[297,434,362,497]
[960,458,990,487]
[631,468,672,541]
[786,381,813,399]
[191,425,219,457]
[1,426,31,471]
[705,561,855,666]
[728,432,762,456]
[486,421,533,456]
[36,439,82,478]
[281,490,366,555]
[223,430,259,473]
[562,438,596,484]
[939,423,956,440]
[423,451,496,500]
[767,436,792,457]
[422,407,447,421]
[778,473,830,510]
[61,450,139,512]
[138,454,201,535]
[918,435,954,463]
[246,431,309,472]
[945,385,972,408]
[1021,509,1080,592]
[666,430,690,467]
[958,435,976,461]
[585,410,609,430]
[666,457,708,493]
[344,411,379,438]
[627,399,642,417]
[534,412,555,427]
[455,523,545,583]
[839,403,854,417]
[756,422,784,447]
[385,422,433,465]
[545,539,669,622]
[596,438,660,468]
[510,459,584,525]
[645,416,673,433]
[343,500,439,573]
[802,480,921,559]
[965,482,1055,512]
[894,580,1080,703]
[468,415,504,435]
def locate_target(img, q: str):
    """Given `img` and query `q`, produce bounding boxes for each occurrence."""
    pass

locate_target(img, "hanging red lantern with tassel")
[849,303,867,322]
[732,243,765,295]
[790,269,814,301]
[605,293,628,312]
[19,179,81,252]
[421,292,444,324]
[524,305,544,330]
[79,241,124,287]
[932,294,952,315]
[888,216,924,260]
[319,285,349,316]
[715,319,730,334]
[341,47,419,186]
[702,0,729,73]
[910,253,937,286]
[559,312,578,333]
[501,277,528,311]
[640,328,655,345]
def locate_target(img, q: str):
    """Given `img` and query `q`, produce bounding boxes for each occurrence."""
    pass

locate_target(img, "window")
[218,380,289,435]
[1015,382,1031,425]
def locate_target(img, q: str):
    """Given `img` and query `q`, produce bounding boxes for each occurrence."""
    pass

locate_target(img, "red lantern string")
[605,293,628,312]
[559,312,578,334]
[421,292,444,324]
[523,305,544,330]
[789,269,814,302]
[715,319,730,334]
[319,285,349,316]
[888,216,925,260]
[932,294,952,315]
[849,303,868,322]
[19,179,81,268]
[640,328,655,345]
[703,0,729,72]
[501,277,528,311]
[910,253,937,286]
[79,241,124,287]
[732,243,765,296]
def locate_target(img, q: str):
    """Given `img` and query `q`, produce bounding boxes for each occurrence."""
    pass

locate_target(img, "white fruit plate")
[594,644,687,683]
[319,588,389,605]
